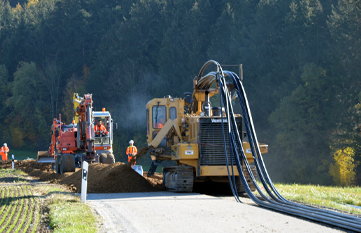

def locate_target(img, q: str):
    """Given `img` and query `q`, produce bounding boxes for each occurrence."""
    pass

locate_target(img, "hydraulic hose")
[197,60,361,232]
[219,68,241,202]
[224,70,361,225]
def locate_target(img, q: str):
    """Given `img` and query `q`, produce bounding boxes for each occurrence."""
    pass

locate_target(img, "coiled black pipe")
[197,60,361,232]
[225,70,361,226]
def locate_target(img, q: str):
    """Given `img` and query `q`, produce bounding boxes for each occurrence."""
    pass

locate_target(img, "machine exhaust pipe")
[204,91,211,116]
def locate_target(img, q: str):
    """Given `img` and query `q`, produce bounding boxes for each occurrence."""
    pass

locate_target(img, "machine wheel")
[163,166,194,192]
[107,154,115,164]
[100,153,115,164]
[100,153,107,164]
[59,155,64,174]
[55,154,61,174]
[69,155,75,172]
[60,154,75,174]
[236,165,257,193]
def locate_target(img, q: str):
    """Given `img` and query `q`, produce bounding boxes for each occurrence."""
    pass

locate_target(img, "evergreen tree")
[6,61,49,149]
[328,0,361,184]
[270,63,334,184]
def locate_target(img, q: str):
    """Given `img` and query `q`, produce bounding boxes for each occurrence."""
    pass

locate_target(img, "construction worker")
[94,119,109,136]
[0,143,9,161]
[126,140,138,166]
[153,116,165,129]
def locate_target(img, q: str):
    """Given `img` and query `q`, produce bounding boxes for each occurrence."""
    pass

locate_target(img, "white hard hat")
[129,140,134,144]
[3,143,7,146]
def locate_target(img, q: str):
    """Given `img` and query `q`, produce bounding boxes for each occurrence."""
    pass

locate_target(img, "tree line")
[0,0,360,186]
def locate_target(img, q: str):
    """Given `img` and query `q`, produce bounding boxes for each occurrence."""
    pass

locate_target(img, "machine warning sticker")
[246,149,252,153]
[185,150,194,155]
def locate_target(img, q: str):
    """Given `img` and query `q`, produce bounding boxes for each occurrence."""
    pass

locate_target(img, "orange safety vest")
[127,146,138,164]
[94,124,108,135]
[0,146,9,160]
[126,146,138,155]
[153,123,163,129]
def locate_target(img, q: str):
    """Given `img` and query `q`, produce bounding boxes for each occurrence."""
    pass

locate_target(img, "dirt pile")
[0,160,165,193]
[143,171,164,190]
[0,160,51,170]
[59,163,161,193]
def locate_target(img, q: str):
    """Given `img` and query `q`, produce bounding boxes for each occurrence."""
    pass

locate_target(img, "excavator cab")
[93,111,113,147]
[146,95,184,148]
[151,104,167,147]
[94,117,109,142]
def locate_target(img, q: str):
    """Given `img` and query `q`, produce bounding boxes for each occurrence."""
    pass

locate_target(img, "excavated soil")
[0,160,165,193]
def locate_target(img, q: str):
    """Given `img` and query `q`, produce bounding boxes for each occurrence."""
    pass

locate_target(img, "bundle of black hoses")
[197,60,361,232]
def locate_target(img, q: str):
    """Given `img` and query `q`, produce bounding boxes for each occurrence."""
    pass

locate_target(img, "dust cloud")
[112,87,149,130]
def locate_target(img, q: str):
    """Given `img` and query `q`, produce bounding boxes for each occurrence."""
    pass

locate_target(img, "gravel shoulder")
[87,192,347,233]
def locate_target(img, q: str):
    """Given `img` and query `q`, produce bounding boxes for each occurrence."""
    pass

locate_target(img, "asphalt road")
[87,192,347,233]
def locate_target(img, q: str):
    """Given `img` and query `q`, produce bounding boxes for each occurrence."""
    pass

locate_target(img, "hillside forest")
[0,0,360,186]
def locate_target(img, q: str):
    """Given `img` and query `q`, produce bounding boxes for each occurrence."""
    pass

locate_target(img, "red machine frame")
[48,94,96,162]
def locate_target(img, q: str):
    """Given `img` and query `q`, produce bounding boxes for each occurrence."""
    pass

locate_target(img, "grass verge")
[264,183,361,215]
[46,193,97,233]
[0,171,98,233]
[0,169,26,177]
[0,169,29,183]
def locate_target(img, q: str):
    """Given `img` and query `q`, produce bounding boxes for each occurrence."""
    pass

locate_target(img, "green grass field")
[0,169,98,232]
[5,149,37,161]
[0,185,41,232]
[271,183,361,215]
[46,192,98,233]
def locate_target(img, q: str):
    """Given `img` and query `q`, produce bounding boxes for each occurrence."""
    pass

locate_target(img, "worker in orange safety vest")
[126,140,138,166]
[0,143,9,161]
[94,119,109,136]
[153,116,165,129]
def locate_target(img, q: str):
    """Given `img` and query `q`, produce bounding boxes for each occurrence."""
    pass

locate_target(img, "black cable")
[218,64,241,202]
[221,71,361,230]
[225,71,361,226]
[196,60,361,231]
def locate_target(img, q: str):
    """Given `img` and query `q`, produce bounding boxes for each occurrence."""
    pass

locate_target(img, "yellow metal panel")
[149,119,173,147]
[196,92,206,102]
[73,93,81,123]
[179,160,198,169]
[243,142,268,163]
[200,166,240,176]
[197,101,202,114]
[173,119,183,142]
[259,143,268,154]
[171,143,198,160]
[243,142,254,162]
